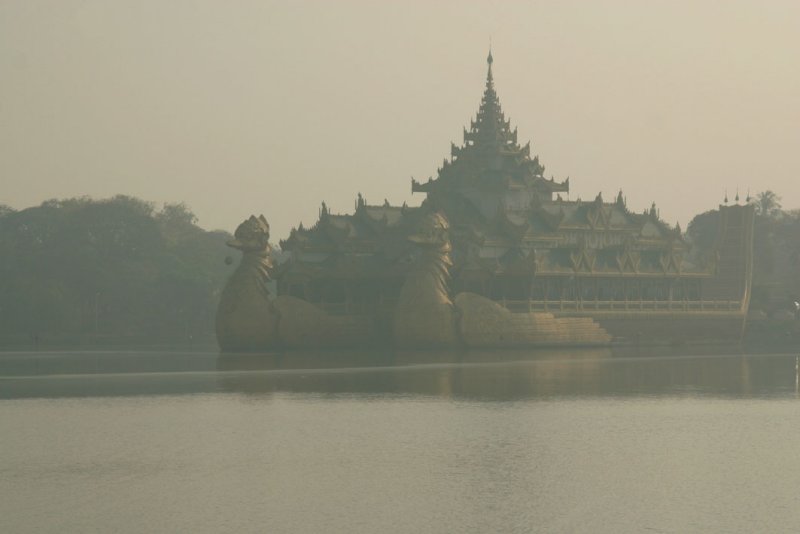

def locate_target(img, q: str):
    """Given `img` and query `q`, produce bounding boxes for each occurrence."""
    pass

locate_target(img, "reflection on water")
[3,348,800,533]
[1,347,798,400]
[216,348,800,400]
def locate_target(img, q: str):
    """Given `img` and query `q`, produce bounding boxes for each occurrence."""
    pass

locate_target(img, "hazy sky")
[2,1,799,238]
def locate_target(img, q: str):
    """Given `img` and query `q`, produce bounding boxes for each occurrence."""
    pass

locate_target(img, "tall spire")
[483,47,497,108]
[458,49,508,150]
[486,47,494,87]
[412,51,563,196]
[459,50,546,178]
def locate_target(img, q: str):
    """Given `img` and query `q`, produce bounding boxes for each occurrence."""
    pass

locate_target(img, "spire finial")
[486,45,494,85]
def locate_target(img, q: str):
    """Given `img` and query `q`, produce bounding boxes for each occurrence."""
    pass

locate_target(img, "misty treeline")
[0,196,233,347]
[0,191,797,348]
[688,190,800,314]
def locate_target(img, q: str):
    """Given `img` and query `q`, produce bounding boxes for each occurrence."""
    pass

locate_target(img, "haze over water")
[3,349,800,533]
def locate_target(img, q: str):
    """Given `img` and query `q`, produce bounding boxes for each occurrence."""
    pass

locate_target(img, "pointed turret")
[413,51,568,201]
[462,50,518,151]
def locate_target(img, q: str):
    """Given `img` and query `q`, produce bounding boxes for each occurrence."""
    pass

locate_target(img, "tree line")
[688,190,800,315]
[0,196,233,348]
[0,191,796,348]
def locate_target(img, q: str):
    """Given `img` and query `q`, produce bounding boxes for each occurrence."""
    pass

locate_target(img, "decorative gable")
[660,243,683,274]
[616,242,640,273]
[587,205,612,230]
[571,240,596,272]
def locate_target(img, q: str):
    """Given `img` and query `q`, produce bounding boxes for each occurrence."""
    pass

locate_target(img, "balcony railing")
[312,298,742,315]
[500,298,742,313]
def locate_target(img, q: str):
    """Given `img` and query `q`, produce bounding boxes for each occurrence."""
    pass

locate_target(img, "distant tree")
[751,190,782,218]
[0,196,231,347]
[666,193,800,315]
[686,209,719,251]
[158,202,198,227]
[773,210,800,298]
[687,204,774,295]
[109,195,156,217]
[40,196,92,211]
[0,204,15,217]
[749,192,783,281]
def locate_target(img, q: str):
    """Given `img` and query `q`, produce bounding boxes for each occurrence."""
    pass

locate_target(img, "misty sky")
[2,1,799,239]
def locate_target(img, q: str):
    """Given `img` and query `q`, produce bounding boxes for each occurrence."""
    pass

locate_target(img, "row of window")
[280,277,704,303]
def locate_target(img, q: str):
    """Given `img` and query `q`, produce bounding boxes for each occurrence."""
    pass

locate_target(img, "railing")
[501,299,742,313]
[312,298,742,315]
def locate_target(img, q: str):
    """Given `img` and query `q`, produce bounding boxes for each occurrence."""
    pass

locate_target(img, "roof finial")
[486,40,494,87]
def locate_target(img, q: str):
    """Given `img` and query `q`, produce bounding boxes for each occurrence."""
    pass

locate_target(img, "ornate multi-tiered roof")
[413,51,566,200]
[219,51,755,349]
[278,52,710,304]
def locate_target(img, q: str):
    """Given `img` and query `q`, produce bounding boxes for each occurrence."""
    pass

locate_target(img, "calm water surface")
[2,348,800,533]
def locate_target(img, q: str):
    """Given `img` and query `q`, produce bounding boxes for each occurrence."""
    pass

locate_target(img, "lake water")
[2,348,800,533]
